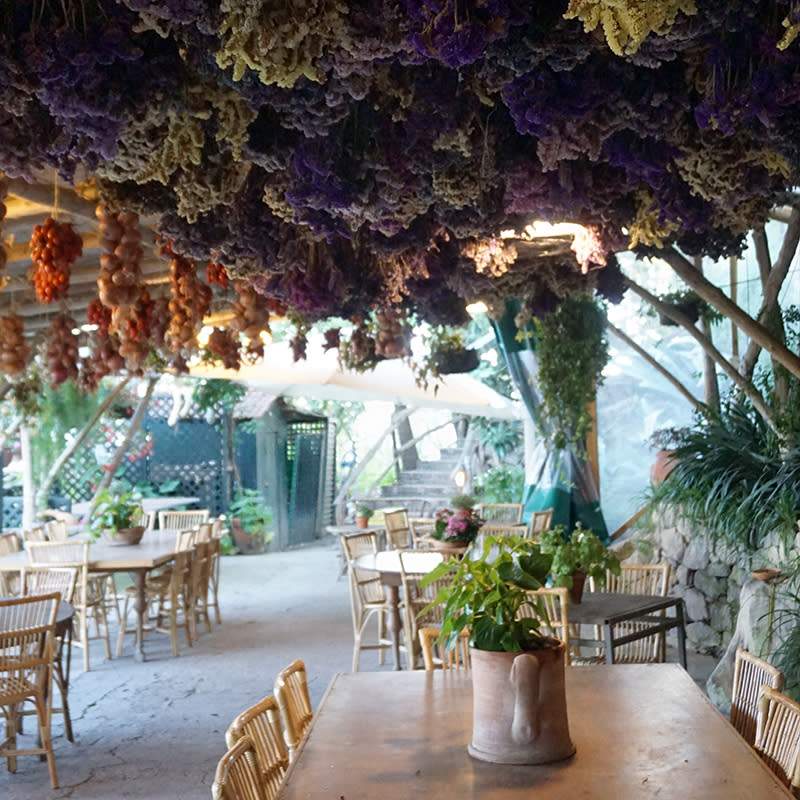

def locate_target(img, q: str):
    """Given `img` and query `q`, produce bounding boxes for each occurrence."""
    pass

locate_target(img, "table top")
[0,530,180,573]
[354,549,445,576]
[569,591,682,625]
[276,665,793,800]
[70,496,200,517]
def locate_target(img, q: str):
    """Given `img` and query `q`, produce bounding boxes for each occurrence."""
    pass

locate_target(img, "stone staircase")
[361,447,462,517]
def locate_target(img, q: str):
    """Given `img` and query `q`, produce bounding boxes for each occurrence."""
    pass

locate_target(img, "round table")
[353,550,444,670]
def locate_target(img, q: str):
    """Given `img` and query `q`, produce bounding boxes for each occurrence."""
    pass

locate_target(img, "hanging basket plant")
[533,293,609,451]
[654,290,722,327]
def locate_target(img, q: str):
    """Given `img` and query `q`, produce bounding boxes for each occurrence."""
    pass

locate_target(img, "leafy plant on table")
[538,523,620,589]
[421,534,554,653]
[89,487,144,541]
[356,504,374,520]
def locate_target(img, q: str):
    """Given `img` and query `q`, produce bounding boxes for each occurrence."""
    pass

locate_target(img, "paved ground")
[0,538,719,799]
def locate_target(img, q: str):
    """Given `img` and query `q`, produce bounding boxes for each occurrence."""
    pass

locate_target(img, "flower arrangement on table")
[431,494,483,546]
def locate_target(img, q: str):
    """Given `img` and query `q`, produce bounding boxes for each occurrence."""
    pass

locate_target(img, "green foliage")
[421,534,553,653]
[356,504,374,519]
[134,479,182,497]
[532,294,609,450]
[89,487,143,540]
[191,378,247,414]
[650,400,800,559]
[649,289,724,327]
[473,464,525,503]
[771,572,800,702]
[449,493,476,510]
[227,489,273,545]
[539,523,621,589]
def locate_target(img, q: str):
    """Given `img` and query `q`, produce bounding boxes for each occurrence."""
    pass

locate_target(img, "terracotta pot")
[430,539,468,554]
[230,517,270,554]
[569,570,587,604]
[650,449,677,485]
[469,641,575,765]
[355,516,370,529]
[104,526,145,546]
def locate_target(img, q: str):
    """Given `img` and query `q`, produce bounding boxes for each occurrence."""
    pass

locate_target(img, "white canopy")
[189,343,520,421]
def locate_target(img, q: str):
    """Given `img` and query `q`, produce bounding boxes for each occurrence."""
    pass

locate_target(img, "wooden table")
[569,591,688,668]
[0,532,179,663]
[275,665,794,800]
[353,550,443,670]
[70,496,200,519]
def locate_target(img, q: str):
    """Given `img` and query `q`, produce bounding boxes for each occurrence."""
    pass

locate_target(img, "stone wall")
[623,507,798,656]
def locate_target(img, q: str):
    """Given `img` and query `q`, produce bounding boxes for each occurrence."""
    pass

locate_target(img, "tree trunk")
[695,256,720,413]
[333,406,414,523]
[90,377,158,507]
[394,403,418,471]
[34,378,130,510]
[607,322,702,410]
[624,277,777,431]
[661,245,800,381]
[20,426,36,530]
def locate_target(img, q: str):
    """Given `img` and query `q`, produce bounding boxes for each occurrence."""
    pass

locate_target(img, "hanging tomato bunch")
[30,217,82,303]
[206,260,230,289]
[206,327,241,370]
[0,178,7,285]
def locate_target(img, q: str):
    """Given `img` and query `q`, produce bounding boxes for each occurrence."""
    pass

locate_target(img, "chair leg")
[35,698,58,789]
[6,704,18,772]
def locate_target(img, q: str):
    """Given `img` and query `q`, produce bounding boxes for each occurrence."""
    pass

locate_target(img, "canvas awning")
[189,343,520,421]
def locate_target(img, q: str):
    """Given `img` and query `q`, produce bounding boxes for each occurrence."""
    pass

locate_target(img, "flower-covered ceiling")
[1,1,800,367]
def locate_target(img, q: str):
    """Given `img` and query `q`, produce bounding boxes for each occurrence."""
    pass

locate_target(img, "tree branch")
[91,377,158,506]
[624,277,777,431]
[606,322,702,411]
[660,245,800,381]
[34,378,131,510]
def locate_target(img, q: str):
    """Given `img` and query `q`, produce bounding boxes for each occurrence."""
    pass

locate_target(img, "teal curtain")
[492,299,608,542]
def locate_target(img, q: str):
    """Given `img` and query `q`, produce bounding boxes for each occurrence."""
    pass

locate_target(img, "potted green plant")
[355,504,374,529]
[89,487,145,545]
[422,534,575,765]
[539,522,621,603]
[227,489,274,554]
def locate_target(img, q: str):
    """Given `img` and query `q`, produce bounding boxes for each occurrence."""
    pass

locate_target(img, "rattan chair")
[44,520,69,541]
[754,685,800,795]
[383,508,412,550]
[157,509,209,531]
[22,527,47,544]
[518,586,570,664]
[409,517,437,549]
[0,532,20,595]
[274,659,313,761]
[731,648,785,746]
[116,549,193,658]
[398,549,448,668]
[189,539,213,639]
[0,592,61,788]
[225,696,289,799]
[26,540,111,672]
[213,734,270,800]
[577,562,672,664]
[528,508,554,537]
[21,566,78,741]
[477,503,523,524]
[340,532,393,671]
[207,522,224,624]
[418,626,471,671]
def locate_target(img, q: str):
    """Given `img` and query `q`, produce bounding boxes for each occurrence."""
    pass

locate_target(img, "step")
[380,484,451,499]
[396,472,455,486]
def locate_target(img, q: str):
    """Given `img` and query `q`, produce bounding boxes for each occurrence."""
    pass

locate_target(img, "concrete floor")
[0,538,720,800]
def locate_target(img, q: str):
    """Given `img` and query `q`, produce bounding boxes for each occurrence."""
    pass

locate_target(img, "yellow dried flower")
[564,0,697,56]
[628,191,678,249]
